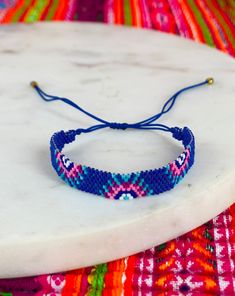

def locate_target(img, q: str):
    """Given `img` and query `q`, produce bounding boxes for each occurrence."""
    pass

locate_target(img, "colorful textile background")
[0,0,235,295]
[0,0,234,55]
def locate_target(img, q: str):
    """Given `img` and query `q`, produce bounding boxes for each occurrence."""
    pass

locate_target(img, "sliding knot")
[109,122,129,130]
[64,130,76,142]
[171,127,183,141]
[75,128,86,135]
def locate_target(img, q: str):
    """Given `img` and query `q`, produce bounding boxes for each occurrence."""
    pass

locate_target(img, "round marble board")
[0,22,235,278]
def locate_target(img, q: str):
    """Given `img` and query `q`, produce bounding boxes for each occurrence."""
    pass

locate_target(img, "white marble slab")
[0,22,235,278]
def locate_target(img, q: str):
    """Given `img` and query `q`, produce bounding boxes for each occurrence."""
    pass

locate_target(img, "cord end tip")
[206,77,214,85]
[30,81,38,88]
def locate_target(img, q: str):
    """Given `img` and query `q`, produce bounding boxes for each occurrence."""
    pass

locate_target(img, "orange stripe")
[2,0,24,23]
[40,0,53,20]
[196,0,227,51]
[103,259,125,295]
[179,0,204,42]
[207,0,235,55]
[62,269,84,295]
[124,255,136,295]
[54,0,66,20]
[136,0,143,27]
[114,0,124,24]
[212,0,235,38]
[130,0,136,26]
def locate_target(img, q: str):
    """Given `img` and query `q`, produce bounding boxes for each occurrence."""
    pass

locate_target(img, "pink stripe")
[64,0,77,20]
[0,10,7,22]
[139,0,152,28]
[104,0,115,24]
[213,211,235,294]
[105,183,147,199]
[132,249,156,295]
[170,149,190,176]
[167,0,192,38]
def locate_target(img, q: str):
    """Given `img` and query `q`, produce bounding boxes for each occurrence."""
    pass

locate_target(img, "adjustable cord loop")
[31,78,214,200]
[31,78,214,137]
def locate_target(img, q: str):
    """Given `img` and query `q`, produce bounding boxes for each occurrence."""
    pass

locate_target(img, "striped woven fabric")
[0,0,235,55]
[0,0,235,295]
[1,205,235,295]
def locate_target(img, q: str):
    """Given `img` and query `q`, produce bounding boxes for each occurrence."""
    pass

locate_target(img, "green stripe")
[187,0,215,47]
[124,0,132,26]
[89,264,107,296]
[25,0,49,22]
[45,0,59,20]
[207,0,235,48]
[12,0,33,22]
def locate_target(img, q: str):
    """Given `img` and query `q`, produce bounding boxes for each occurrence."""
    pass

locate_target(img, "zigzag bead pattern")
[50,126,195,200]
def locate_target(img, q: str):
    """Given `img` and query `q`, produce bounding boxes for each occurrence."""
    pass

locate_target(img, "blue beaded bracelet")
[31,78,214,200]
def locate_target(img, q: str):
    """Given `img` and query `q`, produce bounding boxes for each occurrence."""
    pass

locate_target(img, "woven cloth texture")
[0,0,235,295]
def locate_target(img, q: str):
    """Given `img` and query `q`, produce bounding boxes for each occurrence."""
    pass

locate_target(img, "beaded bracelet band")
[31,78,214,200]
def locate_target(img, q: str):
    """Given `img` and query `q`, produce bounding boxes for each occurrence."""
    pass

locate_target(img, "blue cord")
[30,78,213,135]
